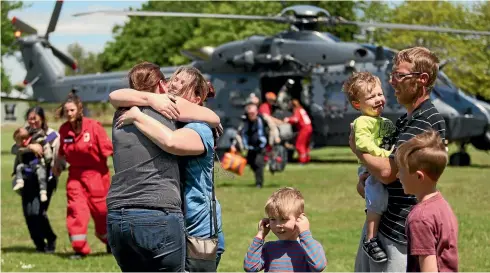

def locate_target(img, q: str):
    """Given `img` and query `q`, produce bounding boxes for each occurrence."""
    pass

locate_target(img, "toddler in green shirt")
[343,72,396,263]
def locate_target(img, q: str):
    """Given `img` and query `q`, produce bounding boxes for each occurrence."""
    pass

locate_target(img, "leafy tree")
[359,1,490,100]
[100,1,360,70]
[355,1,393,44]
[65,43,103,75]
[100,1,208,71]
[1,1,23,92]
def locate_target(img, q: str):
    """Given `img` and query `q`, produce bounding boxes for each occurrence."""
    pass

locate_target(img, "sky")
[3,0,145,85]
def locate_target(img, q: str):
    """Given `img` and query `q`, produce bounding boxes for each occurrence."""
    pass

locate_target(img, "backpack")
[269,144,288,174]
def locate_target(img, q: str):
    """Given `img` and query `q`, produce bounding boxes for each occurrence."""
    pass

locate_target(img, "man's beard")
[396,81,421,106]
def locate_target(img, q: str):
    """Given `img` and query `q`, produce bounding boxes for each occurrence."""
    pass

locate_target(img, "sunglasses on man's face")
[389,72,423,81]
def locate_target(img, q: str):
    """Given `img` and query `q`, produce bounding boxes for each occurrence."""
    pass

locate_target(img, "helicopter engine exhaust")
[354,48,368,58]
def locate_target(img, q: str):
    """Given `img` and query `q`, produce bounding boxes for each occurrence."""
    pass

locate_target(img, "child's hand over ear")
[256,218,270,240]
[296,213,310,233]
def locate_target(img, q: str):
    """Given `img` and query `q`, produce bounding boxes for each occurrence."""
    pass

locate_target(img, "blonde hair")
[393,47,439,92]
[168,66,214,105]
[265,187,304,218]
[342,72,381,107]
[395,130,447,181]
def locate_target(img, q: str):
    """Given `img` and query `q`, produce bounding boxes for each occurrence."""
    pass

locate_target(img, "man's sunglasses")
[389,72,423,81]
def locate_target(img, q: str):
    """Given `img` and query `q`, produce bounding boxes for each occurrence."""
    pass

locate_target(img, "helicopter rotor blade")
[11,17,38,35]
[327,17,490,36]
[46,0,64,37]
[47,43,78,70]
[73,10,292,24]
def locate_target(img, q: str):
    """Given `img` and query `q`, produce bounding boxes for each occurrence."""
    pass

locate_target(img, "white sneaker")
[13,179,24,191]
[40,190,48,202]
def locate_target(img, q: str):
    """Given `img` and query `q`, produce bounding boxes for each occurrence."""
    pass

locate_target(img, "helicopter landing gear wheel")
[449,143,471,167]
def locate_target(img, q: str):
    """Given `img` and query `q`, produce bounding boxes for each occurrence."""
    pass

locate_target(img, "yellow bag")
[221,151,247,176]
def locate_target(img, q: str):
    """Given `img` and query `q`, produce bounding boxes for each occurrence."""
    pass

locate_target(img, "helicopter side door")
[206,73,261,149]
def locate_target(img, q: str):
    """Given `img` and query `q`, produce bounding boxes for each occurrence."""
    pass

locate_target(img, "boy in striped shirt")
[244,187,327,272]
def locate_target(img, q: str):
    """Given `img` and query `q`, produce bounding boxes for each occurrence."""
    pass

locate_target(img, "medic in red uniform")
[53,93,113,258]
[258,92,276,116]
[284,99,313,164]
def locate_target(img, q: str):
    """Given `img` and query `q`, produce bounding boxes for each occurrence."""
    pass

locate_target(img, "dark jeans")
[21,173,57,251]
[247,149,265,186]
[107,208,186,272]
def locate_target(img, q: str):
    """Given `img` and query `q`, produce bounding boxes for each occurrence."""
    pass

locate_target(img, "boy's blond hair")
[393,46,439,92]
[342,72,381,108]
[265,187,304,218]
[395,130,447,181]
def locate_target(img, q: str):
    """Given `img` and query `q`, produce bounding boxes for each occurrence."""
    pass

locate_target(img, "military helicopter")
[10,1,490,166]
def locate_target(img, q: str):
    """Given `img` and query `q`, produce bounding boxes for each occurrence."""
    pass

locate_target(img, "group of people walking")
[12,93,114,257]
[11,46,458,273]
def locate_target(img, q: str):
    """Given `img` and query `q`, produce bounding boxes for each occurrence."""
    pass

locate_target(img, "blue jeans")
[107,208,186,272]
[217,231,225,267]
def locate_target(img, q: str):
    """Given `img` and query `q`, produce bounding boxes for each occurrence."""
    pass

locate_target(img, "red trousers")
[296,127,313,164]
[66,167,110,255]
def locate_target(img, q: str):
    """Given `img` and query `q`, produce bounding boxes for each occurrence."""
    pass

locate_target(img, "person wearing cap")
[258,92,276,116]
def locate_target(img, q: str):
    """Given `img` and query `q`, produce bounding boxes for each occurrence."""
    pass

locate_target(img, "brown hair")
[13,127,29,142]
[128,62,165,92]
[342,72,381,107]
[265,187,305,218]
[56,92,84,130]
[291,99,302,109]
[393,47,439,92]
[395,130,447,181]
[167,66,215,105]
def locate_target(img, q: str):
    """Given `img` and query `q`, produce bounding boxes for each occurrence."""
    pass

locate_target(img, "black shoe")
[70,253,86,260]
[106,244,112,254]
[45,238,56,253]
[363,237,388,263]
[35,246,46,253]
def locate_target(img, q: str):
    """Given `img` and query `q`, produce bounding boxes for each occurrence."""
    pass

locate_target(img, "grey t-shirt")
[107,106,181,212]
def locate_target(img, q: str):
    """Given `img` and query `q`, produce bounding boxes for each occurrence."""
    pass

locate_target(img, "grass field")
[1,125,489,272]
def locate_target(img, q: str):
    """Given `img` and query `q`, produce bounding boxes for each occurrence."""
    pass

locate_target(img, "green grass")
[1,125,490,271]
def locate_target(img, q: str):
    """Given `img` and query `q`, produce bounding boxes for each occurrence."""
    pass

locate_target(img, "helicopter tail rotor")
[11,0,78,71]
[48,42,78,70]
[45,0,63,38]
[11,17,38,35]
